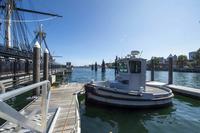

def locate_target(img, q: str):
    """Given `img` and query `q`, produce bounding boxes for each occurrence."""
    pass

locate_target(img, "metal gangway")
[0,80,82,133]
[0,80,51,132]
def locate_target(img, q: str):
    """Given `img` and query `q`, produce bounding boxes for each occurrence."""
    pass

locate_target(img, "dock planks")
[166,84,200,99]
[147,81,200,99]
[50,83,83,133]
[0,83,84,133]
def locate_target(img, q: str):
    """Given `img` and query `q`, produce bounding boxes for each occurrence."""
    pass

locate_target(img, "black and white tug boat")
[85,51,174,108]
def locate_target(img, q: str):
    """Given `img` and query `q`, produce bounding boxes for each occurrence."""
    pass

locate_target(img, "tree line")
[153,48,200,69]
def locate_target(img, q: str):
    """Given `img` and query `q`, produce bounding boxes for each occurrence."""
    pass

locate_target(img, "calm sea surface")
[67,68,200,133]
[1,68,200,132]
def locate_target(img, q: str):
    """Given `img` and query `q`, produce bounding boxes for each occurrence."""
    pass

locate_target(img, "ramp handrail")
[0,80,51,133]
[74,91,81,133]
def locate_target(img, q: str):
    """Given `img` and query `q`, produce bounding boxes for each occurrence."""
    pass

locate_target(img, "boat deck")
[0,83,84,133]
[145,86,167,94]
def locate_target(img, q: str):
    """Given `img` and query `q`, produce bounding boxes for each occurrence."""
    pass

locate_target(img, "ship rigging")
[0,0,62,79]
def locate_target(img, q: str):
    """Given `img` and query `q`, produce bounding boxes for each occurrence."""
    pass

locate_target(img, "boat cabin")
[66,62,72,68]
[114,57,146,91]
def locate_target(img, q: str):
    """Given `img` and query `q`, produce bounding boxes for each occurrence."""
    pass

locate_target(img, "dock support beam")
[13,59,17,86]
[33,41,41,96]
[168,56,173,84]
[151,58,155,81]
[13,59,19,86]
[43,49,49,80]
[25,59,29,74]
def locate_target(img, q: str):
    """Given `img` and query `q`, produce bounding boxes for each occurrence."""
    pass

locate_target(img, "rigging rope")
[0,16,58,23]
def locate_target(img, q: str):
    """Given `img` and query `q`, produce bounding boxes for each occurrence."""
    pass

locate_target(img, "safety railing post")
[41,82,48,132]
[0,80,50,132]
[0,82,5,94]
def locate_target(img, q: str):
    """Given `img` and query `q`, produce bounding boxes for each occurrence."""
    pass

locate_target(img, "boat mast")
[39,24,45,46]
[5,0,13,49]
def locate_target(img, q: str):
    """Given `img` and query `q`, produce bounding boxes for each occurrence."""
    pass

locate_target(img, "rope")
[0,16,58,23]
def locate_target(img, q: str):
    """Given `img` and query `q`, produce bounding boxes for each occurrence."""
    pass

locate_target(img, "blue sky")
[22,0,200,65]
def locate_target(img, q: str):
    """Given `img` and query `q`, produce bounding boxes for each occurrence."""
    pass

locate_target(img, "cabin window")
[118,62,128,73]
[129,61,141,73]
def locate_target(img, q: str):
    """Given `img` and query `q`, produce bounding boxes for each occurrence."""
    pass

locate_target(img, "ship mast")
[5,0,13,49]
[38,24,46,46]
[0,0,62,50]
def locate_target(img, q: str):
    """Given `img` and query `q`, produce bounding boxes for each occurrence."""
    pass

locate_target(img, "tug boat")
[85,51,174,108]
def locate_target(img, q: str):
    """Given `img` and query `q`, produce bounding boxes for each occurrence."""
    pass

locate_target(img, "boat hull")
[85,84,173,108]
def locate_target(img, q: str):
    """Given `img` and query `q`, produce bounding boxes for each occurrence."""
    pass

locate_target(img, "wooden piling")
[101,60,106,73]
[115,56,118,75]
[33,41,41,95]
[168,56,173,84]
[95,62,98,71]
[151,58,155,81]
[91,64,94,71]
[43,49,49,80]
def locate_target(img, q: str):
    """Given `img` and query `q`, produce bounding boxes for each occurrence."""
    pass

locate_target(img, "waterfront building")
[189,51,197,60]
[158,57,166,64]
[167,54,178,68]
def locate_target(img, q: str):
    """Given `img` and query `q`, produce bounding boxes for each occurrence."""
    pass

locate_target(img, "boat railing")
[0,80,51,133]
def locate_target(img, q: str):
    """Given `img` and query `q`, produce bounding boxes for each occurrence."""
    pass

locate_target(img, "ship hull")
[85,84,173,108]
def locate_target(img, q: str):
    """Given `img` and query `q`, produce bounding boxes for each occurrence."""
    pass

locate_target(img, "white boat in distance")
[84,51,174,108]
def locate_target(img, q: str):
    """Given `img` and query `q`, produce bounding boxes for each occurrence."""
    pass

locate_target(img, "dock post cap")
[34,41,40,48]
[44,48,49,53]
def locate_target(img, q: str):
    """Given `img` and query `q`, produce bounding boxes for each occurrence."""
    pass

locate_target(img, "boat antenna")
[139,50,143,58]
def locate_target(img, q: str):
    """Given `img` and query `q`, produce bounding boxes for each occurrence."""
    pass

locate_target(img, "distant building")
[167,54,178,68]
[173,55,178,62]
[146,57,167,69]
[167,54,177,61]
[189,51,196,60]
[158,57,166,64]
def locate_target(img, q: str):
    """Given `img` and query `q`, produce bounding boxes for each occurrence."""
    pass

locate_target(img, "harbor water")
[67,68,200,133]
[1,68,200,132]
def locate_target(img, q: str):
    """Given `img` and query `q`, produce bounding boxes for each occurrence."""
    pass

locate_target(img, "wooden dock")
[146,81,200,99]
[50,83,83,133]
[0,83,84,133]
[166,84,200,99]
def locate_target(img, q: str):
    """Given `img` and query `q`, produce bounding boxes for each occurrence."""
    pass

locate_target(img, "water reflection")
[101,72,106,81]
[174,95,200,107]
[80,97,176,133]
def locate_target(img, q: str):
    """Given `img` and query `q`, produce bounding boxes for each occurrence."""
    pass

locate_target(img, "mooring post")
[43,49,49,80]
[95,62,98,71]
[101,59,106,73]
[168,56,173,84]
[151,57,155,81]
[33,41,41,96]
[114,56,118,76]
[91,64,94,71]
